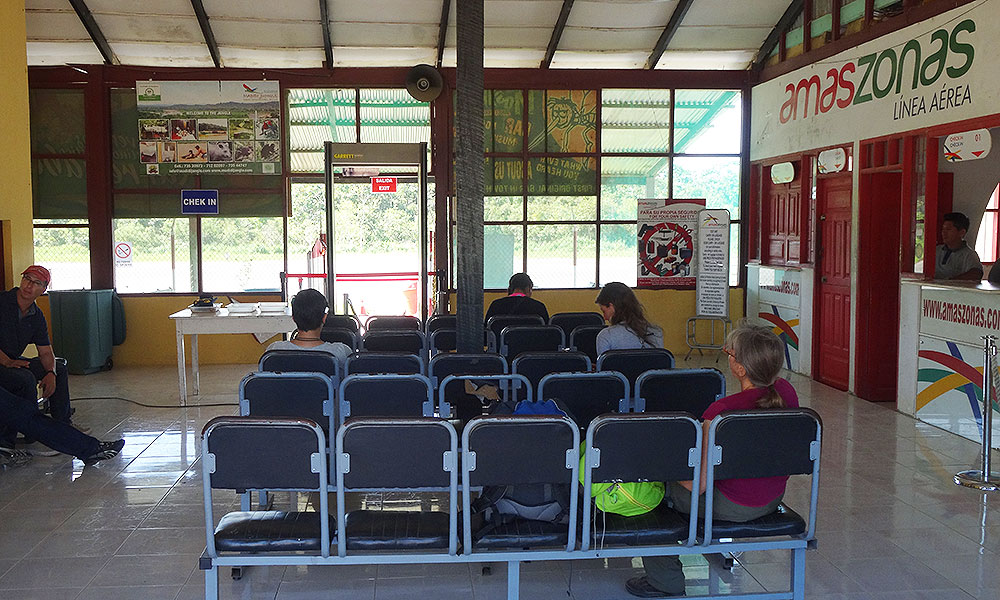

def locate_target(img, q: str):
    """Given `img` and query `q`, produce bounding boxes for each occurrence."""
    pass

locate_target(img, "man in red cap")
[0,265,80,453]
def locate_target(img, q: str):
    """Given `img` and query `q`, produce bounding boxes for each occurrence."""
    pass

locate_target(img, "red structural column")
[84,66,114,289]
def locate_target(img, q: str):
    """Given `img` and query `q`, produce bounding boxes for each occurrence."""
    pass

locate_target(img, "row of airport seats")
[318,312,608,362]
[252,347,714,428]
[200,409,822,600]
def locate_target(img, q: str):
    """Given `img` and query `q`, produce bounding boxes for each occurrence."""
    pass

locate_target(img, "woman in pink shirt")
[626,324,798,598]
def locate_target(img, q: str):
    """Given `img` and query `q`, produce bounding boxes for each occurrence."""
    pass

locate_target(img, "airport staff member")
[935,212,983,281]
[0,266,78,450]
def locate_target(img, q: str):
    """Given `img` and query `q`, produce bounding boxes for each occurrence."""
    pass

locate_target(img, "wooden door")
[814,174,852,391]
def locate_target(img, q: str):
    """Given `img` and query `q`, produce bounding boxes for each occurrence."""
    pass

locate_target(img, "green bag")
[579,444,665,517]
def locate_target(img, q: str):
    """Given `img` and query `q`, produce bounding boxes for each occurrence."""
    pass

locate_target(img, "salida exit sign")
[371,177,397,193]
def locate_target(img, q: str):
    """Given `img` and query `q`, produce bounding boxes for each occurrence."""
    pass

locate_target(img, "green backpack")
[579,444,665,517]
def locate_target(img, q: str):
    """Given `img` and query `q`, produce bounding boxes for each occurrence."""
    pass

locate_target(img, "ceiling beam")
[436,0,450,68]
[541,0,574,68]
[320,0,334,69]
[644,0,695,70]
[191,0,223,68]
[67,0,118,65]
[751,0,804,73]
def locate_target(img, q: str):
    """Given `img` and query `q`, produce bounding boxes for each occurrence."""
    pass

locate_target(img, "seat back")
[461,414,580,551]
[366,315,422,331]
[338,373,434,425]
[362,330,426,354]
[335,417,458,556]
[429,328,456,355]
[320,327,359,351]
[425,314,457,335]
[259,349,340,380]
[346,351,424,376]
[538,371,629,431]
[486,314,545,349]
[325,314,361,332]
[202,416,329,556]
[705,408,822,541]
[549,312,604,339]
[429,353,509,421]
[582,413,701,549]
[511,351,591,401]
[436,372,529,419]
[500,325,565,361]
[239,372,335,435]
[569,325,605,363]
[597,348,675,385]
[635,368,725,414]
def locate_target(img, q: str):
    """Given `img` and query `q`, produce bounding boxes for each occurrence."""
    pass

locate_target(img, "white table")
[169,308,295,404]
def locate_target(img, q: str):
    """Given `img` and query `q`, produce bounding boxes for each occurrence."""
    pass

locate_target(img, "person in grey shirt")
[935,212,983,281]
[594,282,664,355]
[266,289,351,365]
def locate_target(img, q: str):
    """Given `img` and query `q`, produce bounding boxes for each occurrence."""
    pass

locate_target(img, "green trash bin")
[47,289,114,375]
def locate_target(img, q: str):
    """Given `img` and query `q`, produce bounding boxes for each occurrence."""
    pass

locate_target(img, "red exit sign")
[371,177,397,193]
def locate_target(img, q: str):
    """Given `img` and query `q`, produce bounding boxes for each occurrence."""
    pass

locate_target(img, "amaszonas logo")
[779,18,975,123]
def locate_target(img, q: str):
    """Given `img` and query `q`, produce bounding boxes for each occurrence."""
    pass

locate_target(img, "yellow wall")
[0,2,34,288]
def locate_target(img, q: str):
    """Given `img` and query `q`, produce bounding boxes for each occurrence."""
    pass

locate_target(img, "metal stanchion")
[955,335,1000,491]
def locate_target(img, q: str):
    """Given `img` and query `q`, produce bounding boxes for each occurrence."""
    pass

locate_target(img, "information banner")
[695,209,730,316]
[136,81,280,176]
[637,199,705,288]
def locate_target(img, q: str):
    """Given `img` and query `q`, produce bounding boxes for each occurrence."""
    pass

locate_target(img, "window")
[975,184,1000,263]
[458,88,743,289]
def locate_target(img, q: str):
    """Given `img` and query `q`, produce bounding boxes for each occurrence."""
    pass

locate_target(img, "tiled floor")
[0,359,998,599]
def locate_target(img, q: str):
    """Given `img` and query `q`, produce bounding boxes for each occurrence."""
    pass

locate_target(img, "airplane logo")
[243,84,257,93]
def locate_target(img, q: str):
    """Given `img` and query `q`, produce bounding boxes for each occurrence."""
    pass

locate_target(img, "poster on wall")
[695,209,730,317]
[136,80,281,176]
[637,198,705,288]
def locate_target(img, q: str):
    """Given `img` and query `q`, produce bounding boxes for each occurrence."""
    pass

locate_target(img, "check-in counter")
[746,264,814,376]
[898,279,1000,448]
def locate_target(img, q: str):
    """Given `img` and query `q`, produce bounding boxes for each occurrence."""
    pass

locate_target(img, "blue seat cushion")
[344,510,452,550]
[585,502,690,546]
[214,510,333,552]
[699,503,806,539]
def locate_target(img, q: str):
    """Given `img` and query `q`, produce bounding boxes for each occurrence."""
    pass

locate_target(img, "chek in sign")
[181,189,219,214]
[371,177,397,193]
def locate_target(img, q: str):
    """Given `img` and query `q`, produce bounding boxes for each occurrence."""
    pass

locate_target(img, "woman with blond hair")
[625,323,798,598]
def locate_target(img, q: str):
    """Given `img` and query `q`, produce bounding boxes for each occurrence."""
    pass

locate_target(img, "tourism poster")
[136,80,280,175]
[637,199,705,288]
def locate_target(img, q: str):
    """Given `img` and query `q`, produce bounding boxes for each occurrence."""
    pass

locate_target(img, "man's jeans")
[0,357,71,447]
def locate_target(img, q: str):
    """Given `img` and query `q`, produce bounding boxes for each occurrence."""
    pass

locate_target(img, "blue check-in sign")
[181,189,219,214]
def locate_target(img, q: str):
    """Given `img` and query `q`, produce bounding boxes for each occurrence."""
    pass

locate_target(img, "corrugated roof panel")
[111,42,215,67]
[96,14,205,44]
[26,41,105,66]
[86,0,194,15]
[220,47,325,69]
[211,20,324,48]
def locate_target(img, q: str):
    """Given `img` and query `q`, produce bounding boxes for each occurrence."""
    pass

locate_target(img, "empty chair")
[581,413,702,550]
[549,311,605,339]
[511,351,591,401]
[202,416,332,597]
[320,328,359,351]
[537,371,629,431]
[346,352,424,376]
[425,314,456,336]
[258,349,340,380]
[335,417,458,556]
[499,325,565,361]
[239,372,335,436]
[362,330,426,354]
[597,348,675,386]
[366,315,421,331]
[570,324,605,364]
[635,368,725,415]
[429,353,508,421]
[429,328,456,355]
[486,314,545,351]
[436,373,530,420]
[325,314,361,332]
[338,373,434,425]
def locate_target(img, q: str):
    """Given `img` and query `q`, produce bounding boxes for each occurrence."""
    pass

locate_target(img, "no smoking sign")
[114,241,133,266]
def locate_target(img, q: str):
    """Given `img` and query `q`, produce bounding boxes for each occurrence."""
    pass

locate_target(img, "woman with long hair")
[625,323,798,598]
[594,282,664,354]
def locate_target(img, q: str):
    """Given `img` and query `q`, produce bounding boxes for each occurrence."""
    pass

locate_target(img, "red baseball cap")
[21,265,51,286]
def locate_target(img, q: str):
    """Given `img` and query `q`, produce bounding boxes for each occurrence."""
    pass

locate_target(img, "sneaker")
[625,576,685,598]
[0,447,33,468]
[82,439,125,466]
[21,442,60,457]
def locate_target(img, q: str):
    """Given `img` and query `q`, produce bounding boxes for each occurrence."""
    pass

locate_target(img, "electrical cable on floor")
[71,396,238,408]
